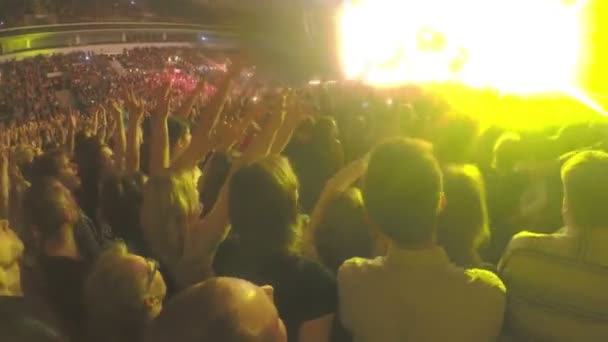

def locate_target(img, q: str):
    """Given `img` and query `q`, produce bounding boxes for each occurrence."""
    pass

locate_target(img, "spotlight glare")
[339,0,588,94]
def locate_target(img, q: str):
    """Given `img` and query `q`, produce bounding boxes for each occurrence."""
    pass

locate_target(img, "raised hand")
[151,82,172,120]
[212,106,257,151]
[261,93,287,132]
[100,105,108,128]
[124,87,145,124]
[68,108,79,130]
[110,100,124,121]
[148,82,173,175]
[92,106,100,131]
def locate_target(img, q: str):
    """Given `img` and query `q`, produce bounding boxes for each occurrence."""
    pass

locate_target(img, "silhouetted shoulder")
[465,268,506,294]
[338,256,384,283]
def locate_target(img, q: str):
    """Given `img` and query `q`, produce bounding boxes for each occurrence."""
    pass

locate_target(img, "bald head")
[146,277,286,342]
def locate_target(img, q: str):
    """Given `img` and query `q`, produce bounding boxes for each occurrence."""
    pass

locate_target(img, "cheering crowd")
[0,0,232,28]
[0,44,608,342]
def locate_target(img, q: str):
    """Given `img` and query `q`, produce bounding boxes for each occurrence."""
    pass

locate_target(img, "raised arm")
[305,157,369,258]
[110,100,127,172]
[238,96,286,165]
[66,109,78,159]
[181,96,288,282]
[149,82,172,176]
[92,106,99,137]
[174,80,206,120]
[125,89,146,174]
[199,97,285,235]
[170,69,239,172]
[0,147,8,220]
[270,92,307,154]
[97,106,108,144]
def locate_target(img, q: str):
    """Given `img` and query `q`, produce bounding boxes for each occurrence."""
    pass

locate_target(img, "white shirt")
[338,246,506,342]
[499,228,608,341]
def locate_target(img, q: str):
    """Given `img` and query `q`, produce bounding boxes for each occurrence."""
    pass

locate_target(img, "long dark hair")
[199,152,231,217]
[74,136,105,221]
[99,173,147,253]
[228,155,301,261]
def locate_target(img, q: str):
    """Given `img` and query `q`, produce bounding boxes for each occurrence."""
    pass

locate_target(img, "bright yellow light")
[339,0,587,94]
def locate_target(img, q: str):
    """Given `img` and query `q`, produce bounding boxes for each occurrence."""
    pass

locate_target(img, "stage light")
[339,0,588,94]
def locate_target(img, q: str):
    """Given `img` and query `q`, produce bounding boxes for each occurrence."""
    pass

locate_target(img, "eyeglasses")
[145,257,160,290]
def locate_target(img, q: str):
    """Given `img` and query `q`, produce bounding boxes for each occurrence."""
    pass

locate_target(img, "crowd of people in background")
[0,0,149,27]
[0,44,608,342]
[0,0,234,28]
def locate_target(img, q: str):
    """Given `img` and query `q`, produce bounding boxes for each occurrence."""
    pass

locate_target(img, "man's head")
[146,277,286,342]
[30,149,80,191]
[364,138,443,247]
[23,178,80,250]
[0,220,24,296]
[85,242,167,339]
[561,150,608,229]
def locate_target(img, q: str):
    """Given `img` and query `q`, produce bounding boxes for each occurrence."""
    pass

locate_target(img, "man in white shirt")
[499,150,608,341]
[338,138,506,342]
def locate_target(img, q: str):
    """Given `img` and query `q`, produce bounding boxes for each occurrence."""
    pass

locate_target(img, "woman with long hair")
[216,155,336,342]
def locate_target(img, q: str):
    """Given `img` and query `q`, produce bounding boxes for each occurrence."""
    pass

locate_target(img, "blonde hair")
[0,224,24,295]
[141,170,200,272]
[84,242,150,342]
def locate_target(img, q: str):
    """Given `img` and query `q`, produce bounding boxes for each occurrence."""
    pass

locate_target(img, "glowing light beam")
[339,0,588,94]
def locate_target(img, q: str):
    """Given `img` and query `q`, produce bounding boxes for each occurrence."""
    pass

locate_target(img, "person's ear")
[261,285,275,303]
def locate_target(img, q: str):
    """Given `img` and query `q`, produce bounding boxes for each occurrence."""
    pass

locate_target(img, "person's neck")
[43,225,80,259]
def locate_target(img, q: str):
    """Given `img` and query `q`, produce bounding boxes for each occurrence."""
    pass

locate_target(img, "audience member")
[85,242,167,342]
[146,277,287,342]
[1,41,608,342]
[338,138,506,341]
[74,136,115,226]
[198,151,232,217]
[0,220,66,342]
[21,178,91,341]
[140,171,201,290]
[437,164,491,269]
[29,150,103,260]
[499,150,608,341]
[313,187,373,274]
[99,173,148,254]
[306,157,376,273]
[286,116,344,214]
[484,133,529,263]
[216,155,337,342]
